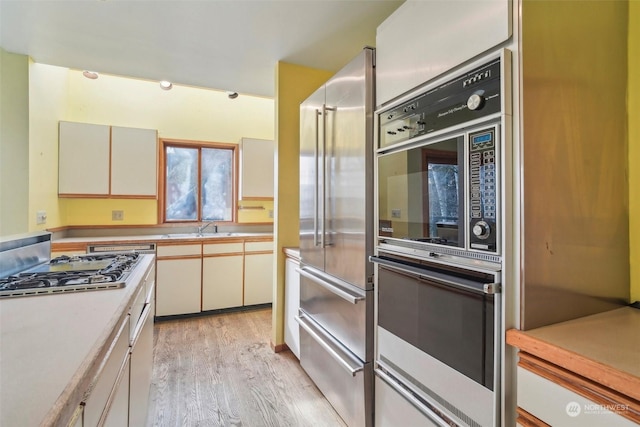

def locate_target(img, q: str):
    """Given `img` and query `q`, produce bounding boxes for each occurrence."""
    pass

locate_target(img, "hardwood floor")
[146,307,347,427]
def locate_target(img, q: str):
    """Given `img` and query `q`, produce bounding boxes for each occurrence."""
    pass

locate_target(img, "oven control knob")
[472,221,491,239]
[467,93,485,111]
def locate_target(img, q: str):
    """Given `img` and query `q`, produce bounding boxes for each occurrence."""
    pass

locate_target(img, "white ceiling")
[0,0,404,98]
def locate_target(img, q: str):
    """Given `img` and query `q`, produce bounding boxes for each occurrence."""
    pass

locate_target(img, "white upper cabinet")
[376,0,511,106]
[58,121,157,197]
[239,138,274,199]
[110,126,157,197]
[59,121,110,195]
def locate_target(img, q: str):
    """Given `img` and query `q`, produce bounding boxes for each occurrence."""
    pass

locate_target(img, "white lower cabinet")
[102,356,131,427]
[284,255,300,359]
[156,244,202,316]
[203,255,244,310]
[244,241,274,306]
[155,239,274,316]
[84,316,130,427]
[202,242,244,310]
[517,366,636,426]
[128,303,155,427]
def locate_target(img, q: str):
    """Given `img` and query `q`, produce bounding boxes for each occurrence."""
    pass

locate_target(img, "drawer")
[203,242,244,255]
[157,244,201,257]
[245,241,273,252]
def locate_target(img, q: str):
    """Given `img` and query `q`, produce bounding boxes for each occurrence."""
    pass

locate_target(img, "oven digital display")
[472,132,492,145]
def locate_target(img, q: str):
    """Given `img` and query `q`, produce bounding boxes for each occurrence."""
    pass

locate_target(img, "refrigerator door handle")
[295,313,364,377]
[314,108,321,247]
[297,266,365,304]
[323,105,336,248]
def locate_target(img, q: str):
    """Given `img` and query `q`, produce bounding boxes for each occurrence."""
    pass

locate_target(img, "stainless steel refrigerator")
[297,47,375,427]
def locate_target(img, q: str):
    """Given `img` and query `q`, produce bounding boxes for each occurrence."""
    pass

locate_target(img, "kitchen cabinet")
[239,137,274,199]
[202,242,244,310]
[283,249,300,359]
[156,244,202,316]
[110,126,157,196]
[83,315,130,427]
[58,121,157,197]
[244,241,274,305]
[375,0,511,106]
[58,121,110,195]
[155,237,274,317]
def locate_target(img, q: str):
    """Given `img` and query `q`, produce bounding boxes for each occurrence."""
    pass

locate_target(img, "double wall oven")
[372,51,510,427]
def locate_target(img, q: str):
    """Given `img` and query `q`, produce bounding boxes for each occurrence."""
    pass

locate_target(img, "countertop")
[0,254,155,426]
[506,306,640,401]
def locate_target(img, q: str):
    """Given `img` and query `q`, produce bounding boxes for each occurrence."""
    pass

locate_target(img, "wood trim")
[106,194,157,199]
[271,341,288,353]
[51,242,89,253]
[517,352,640,424]
[58,193,110,198]
[155,255,202,261]
[244,250,274,256]
[506,329,640,402]
[516,407,551,427]
[202,252,244,258]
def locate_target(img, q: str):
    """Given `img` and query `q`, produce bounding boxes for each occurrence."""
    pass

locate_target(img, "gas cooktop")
[0,253,141,299]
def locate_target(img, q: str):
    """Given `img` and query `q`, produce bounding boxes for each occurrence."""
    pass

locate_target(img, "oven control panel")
[468,127,498,252]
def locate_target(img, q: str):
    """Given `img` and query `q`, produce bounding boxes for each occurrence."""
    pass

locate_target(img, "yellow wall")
[630,0,639,302]
[271,62,334,347]
[0,49,29,235]
[28,64,275,228]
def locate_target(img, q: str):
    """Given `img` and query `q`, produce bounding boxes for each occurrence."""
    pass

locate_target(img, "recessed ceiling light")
[227,91,238,99]
[82,70,99,80]
[159,80,173,90]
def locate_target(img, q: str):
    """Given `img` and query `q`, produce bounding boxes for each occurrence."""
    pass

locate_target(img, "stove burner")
[0,252,141,298]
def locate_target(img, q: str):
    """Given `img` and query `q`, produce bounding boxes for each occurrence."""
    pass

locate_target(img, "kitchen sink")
[161,232,240,239]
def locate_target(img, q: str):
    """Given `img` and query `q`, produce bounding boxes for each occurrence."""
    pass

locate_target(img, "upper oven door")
[377,134,465,249]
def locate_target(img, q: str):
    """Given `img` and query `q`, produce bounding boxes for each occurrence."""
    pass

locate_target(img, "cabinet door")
[102,356,130,427]
[240,138,274,199]
[111,126,157,196]
[202,255,244,310]
[58,121,110,195]
[129,304,154,427]
[376,0,511,105]
[156,258,202,316]
[284,257,300,359]
[244,252,273,305]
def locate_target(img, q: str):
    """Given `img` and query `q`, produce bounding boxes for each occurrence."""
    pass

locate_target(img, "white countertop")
[0,254,154,426]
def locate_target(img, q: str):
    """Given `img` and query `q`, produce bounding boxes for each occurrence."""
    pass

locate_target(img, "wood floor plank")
[147,308,347,427]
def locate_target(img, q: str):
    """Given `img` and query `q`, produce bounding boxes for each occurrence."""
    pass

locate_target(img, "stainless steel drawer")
[296,313,372,427]
[298,264,373,361]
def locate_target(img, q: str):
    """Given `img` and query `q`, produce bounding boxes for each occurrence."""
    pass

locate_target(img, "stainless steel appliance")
[297,47,375,427]
[376,54,504,263]
[0,240,143,299]
[372,51,510,427]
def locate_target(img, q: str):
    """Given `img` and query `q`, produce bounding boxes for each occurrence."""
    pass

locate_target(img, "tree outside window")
[162,140,236,223]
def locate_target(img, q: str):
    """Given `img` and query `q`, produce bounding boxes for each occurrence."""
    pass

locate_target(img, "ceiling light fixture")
[159,80,173,90]
[227,91,238,99]
[82,70,99,80]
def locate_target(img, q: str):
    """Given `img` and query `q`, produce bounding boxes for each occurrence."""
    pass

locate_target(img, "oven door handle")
[369,255,500,295]
[297,266,365,304]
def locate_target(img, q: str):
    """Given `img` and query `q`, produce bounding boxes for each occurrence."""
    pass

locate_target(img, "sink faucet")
[197,222,217,235]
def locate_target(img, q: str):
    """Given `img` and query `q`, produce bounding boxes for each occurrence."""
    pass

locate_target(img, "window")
[160,139,237,223]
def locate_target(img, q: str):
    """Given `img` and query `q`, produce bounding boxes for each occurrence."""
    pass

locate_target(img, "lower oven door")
[375,368,451,427]
[296,312,373,427]
[371,253,501,427]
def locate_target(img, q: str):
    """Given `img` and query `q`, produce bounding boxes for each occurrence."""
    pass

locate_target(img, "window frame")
[158,138,239,224]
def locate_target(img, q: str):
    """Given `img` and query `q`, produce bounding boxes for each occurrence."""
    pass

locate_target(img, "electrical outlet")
[268,209,274,219]
[391,209,401,218]
[112,210,124,221]
[36,210,47,225]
